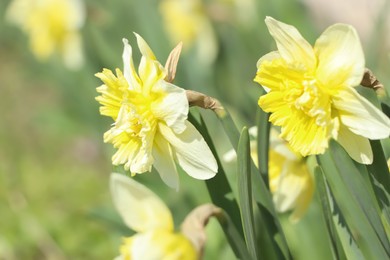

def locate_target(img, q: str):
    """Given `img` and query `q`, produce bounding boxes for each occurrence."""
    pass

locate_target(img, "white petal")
[333,88,390,139]
[336,123,373,164]
[151,81,188,134]
[314,24,365,87]
[158,122,217,180]
[122,38,140,90]
[110,173,174,233]
[152,132,180,191]
[264,17,315,69]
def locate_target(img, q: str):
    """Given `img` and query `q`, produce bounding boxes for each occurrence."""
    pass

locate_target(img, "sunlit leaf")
[237,127,258,259]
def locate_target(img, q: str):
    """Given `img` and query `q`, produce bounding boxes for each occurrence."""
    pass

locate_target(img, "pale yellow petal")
[110,173,174,233]
[151,81,188,134]
[273,166,302,212]
[152,132,179,191]
[5,0,31,26]
[272,161,313,220]
[255,52,281,93]
[315,24,365,88]
[333,88,390,139]
[336,124,373,164]
[68,0,85,29]
[121,230,197,260]
[256,51,281,68]
[130,134,155,174]
[289,172,314,223]
[158,122,217,180]
[270,129,298,161]
[122,38,141,90]
[134,33,156,60]
[62,32,83,70]
[124,232,164,259]
[264,16,315,69]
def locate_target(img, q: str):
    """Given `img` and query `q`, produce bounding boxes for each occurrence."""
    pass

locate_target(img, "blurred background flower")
[6,0,85,69]
[224,127,314,222]
[159,0,218,65]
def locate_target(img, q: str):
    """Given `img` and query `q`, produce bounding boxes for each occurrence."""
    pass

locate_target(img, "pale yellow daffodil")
[96,34,217,190]
[267,128,314,222]
[6,0,85,69]
[255,17,390,164]
[110,173,197,260]
[223,127,314,222]
[159,0,217,64]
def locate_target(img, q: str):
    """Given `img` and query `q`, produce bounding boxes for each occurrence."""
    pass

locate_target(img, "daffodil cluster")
[93,16,390,260]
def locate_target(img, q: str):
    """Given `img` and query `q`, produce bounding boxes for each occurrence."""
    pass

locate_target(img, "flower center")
[284,76,330,127]
[118,93,157,140]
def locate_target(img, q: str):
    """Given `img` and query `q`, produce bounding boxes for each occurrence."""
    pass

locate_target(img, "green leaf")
[237,127,258,260]
[216,210,253,260]
[188,111,251,259]
[215,109,292,259]
[256,106,270,188]
[315,166,348,260]
[318,141,390,259]
[367,140,390,238]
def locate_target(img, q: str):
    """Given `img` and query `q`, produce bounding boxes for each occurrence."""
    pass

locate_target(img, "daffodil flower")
[223,127,314,222]
[6,0,85,69]
[96,34,217,190]
[254,17,390,164]
[268,128,314,222]
[110,173,198,260]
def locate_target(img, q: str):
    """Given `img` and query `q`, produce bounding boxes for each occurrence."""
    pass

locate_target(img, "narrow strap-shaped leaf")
[318,141,390,259]
[256,106,270,188]
[215,210,253,260]
[319,167,364,260]
[314,166,347,260]
[367,140,390,237]
[215,109,292,259]
[237,127,258,260]
[188,111,251,259]
[216,109,275,211]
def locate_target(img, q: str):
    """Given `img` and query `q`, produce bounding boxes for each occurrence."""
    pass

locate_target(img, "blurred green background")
[0,0,389,259]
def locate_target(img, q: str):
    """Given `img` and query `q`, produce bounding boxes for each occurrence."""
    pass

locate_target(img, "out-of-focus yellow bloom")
[159,0,217,64]
[223,127,314,222]
[110,173,197,260]
[96,34,217,190]
[267,129,314,222]
[6,0,85,69]
[255,17,390,164]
